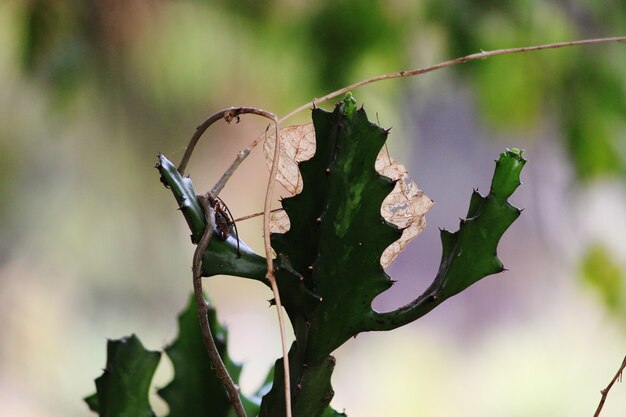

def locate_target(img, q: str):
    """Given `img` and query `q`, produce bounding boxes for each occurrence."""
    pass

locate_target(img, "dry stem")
[593,355,626,417]
[193,195,247,417]
[233,208,283,223]
[180,108,292,417]
[259,114,293,417]
[212,36,625,193]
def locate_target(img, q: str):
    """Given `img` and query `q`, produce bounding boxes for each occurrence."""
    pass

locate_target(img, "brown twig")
[178,107,240,177]
[177,106,268,196]
[233,208,284,223]
[193,195,247,417]
[213,36,626,193]
[259,115,293,417]
[180,108,293,417]
[593,355,626,417]
[280,36,626,122]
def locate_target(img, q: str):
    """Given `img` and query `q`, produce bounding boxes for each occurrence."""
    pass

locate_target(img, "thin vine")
[211,36,626,195]
[594,355,626,417]
[179,107,292,417]
[193,195,247,417]
[178,36,625,417]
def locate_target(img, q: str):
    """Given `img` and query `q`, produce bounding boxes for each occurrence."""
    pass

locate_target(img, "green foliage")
[562,59,626,180]
[366,148,524,328]
[259,344,337,417]
[270,101,398,363]
[158,295,256,417]
[321,407,347,417]
[19,0,93,100]
[156,156,267,281]
[424,0,626,181]
[305,0,405,89]
[156,156,323,314]
[85,335,160,417]
[15,1,624,180]
[92,97,525,417]
[87,296,270,417]
[581,243,624,311]
[158,97,525,416]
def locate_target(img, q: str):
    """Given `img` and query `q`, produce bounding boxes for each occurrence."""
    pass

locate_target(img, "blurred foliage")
[15,0,625,180]
[305,0,405,90]
[3,1,625,415]
[425,0,626,180]
[581,243,624,313]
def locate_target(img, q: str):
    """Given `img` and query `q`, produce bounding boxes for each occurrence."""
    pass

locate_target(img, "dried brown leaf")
[264,123,316,195]
[376,149,434,268]
[269,209,290,234]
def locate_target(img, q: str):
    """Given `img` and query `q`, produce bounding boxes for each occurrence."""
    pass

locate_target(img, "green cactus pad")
[364,148,526,330]
[158,295,257,417]
[84,335,161,417]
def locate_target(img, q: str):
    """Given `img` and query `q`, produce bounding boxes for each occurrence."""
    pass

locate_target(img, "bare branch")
[280,36,626,122]
[176,106,270,196]
[216,36,626,187]
[193,195,247,417]
[594,355,626,417]
[257,114,293,417]
[182,109,293,417]
[233,208,284,223]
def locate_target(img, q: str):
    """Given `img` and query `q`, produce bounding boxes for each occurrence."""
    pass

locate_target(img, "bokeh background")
[1,1,625,416]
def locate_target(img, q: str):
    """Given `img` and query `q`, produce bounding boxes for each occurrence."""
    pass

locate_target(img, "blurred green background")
[1,1,625,416]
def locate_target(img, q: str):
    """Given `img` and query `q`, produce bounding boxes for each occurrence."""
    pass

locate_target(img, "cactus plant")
[87,95,525,417]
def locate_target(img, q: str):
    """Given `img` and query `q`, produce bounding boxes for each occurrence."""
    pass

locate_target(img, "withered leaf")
[265,124,432,267]
[376,150,434,268]
[269,208,290,234]
[263,123,316,195]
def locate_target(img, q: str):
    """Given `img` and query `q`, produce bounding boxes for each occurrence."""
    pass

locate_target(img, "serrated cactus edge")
[155,97,526,417]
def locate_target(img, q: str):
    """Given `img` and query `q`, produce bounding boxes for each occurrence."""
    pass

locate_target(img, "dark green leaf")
[85,335,160,417]
[272,101,399,361]
[321,406,347,417]
[368,148,526,330]
[162,97,525,417]
[157,155,323,314]
[158,294,255,417]
[156,154,267,280]
[260,344,336,417]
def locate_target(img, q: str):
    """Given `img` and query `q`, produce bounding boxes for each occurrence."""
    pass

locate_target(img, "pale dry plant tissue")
[264,123,434,268]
